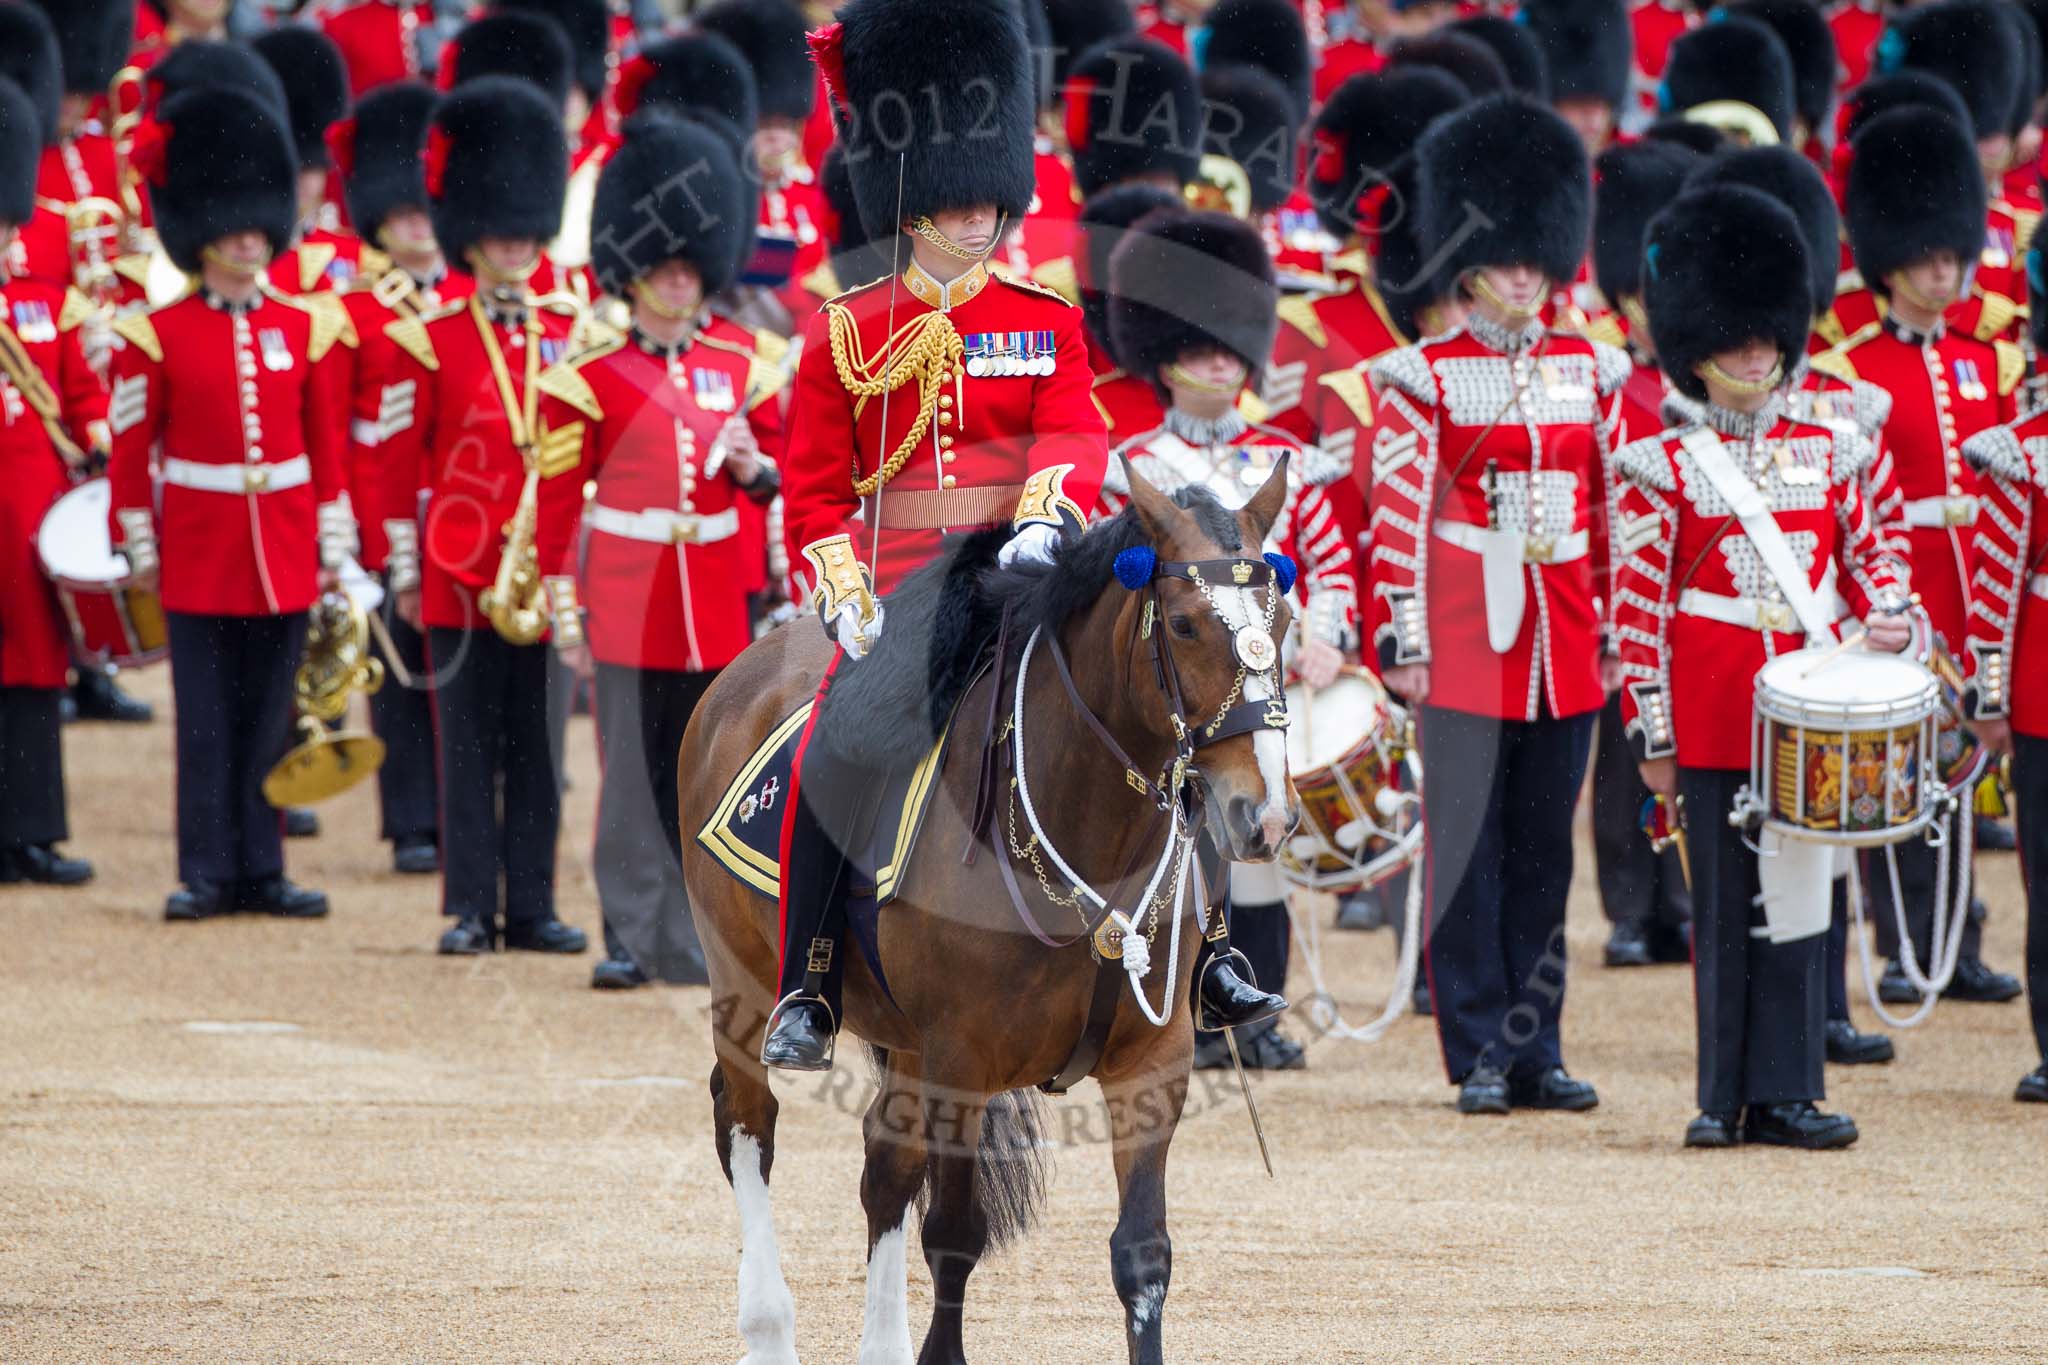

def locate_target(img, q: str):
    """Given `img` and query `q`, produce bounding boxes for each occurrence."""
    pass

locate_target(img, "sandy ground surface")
[2,667,2045,1364]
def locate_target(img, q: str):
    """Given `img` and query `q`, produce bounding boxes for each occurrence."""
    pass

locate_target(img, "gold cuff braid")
[802,534,878,627]
[1013,463,1084,532]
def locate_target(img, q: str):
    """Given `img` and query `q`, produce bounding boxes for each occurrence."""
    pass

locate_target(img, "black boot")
[1744,1101,1858,1150]
[761,771,873,1072]
[1943,956,2023,1003]
[240,876,330,918]
[71,667,152,723]
[1685,1111,1740,1148]
[2,844,93,886]
[1824,1019,1894,1065]
[762,998,837,1071]
[1195,948,1287,1032]
[2016,1065,2048,1103]
[164,880,230,921]
[1604,921,1653,967]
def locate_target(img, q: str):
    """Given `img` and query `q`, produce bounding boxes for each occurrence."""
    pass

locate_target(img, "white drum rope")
[1848,802,1972,1029]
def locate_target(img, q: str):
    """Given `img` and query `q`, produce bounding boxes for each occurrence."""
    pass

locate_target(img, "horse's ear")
[1120,454,1187,544]
[1240,453,1290,544]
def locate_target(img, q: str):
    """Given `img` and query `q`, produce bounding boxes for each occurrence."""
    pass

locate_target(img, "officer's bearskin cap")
[143,86,298,273]
[1039,0,1136,98]
[1415,93,1590,285]
[332,81,438,245]
[1524,0,1632,111]
[447,11,575,112]
[427,75,569,271]
[499,0,612,103]
[591,112,754,299]
[1591,139,1702,305]
[1078,181,1183,350]
[1200,64,1298,214]
[1447,14,1550,99]
[1307,66,1468,241]
[0,5,61,147]
[1641,116,1728,155]
[818,142,896,291]
[251,27,350,170]
[695,0,815,121]
[1685,144,1838,321]
[615,31,759,151]
[819,0,1039,233]
[1845,105,1986,297]
[1387,31,1511,99]
[0,81,42,228]
[1644,184,1814,399]
[1110,207,1277,397]
[1064,36,1202,197]
[1657,16,1796,143]
[1875,0,2022,140]
[1718,0,1835,138]
[1195,0,1312,121]
[23,0,135,96]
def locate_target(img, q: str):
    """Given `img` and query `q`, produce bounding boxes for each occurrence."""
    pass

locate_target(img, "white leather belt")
[2029,573,2048,600]
[162,454,311,495]
[1678,588,1805,633]
[586,503,740,546]
[1900,494,1979,528]
[1433,521,1590,564]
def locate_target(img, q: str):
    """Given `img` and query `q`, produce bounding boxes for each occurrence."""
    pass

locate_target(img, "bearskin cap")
[1840,69,1971,146]
[2004,3,2043,139]
[428,76,569,271]
[1110,208,1277,396]
[1875,0,2023,140]
[1200,64,1298,214]
[0,5,61,146]
[695,0,815,121]
[1194,0,1312,121]
[1845,106,1986,296]
[1685,144,1838,320]
[1039,0,1136,97]
[1307,67,1468,241]
[146,86,298,273]
[1642,116,1728,155]
[1658,16,1796,143]
[1065,36,1202,197]
[23,0,135,96]
[1592,139,1703,304]
[147,40,289,125]
[818,143,895,291]
[333,81,438,244]
[1078,182,1184,350]
[1447,15,1551,98]
[1388,30,1511,99]
[1524,0,1633,110]
[499,0,611,102]
[591,113,754,299]
[0,81,41,227]
[1415,94,1590,285]
[823,0,1039,233]
[447,11,574,111]
[1717,0,1835,138]
[617,31,759,150]
[251,27,350,170]
[1644,184,1814,399]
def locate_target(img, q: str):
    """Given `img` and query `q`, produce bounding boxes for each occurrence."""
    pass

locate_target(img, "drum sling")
[0,318,87,467]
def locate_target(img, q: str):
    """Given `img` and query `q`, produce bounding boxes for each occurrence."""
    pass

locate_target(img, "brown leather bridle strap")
[1048,624,1171,807]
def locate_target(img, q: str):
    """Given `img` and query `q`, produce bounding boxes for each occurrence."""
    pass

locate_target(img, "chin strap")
[1165,360,1245,396]
[1886,270,1958,317]
[1695,356,1784,396]
[200,243,272,276]
[909,211,1009,262]
[631,275,699,320]
[1465,269,1546,323]
[464,244,540,291]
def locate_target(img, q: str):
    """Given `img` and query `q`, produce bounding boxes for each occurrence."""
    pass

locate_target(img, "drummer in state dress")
[1098,205,1355,1071]
[0,80,103,887]
[107,86,350,923]
[1614,184,1912,1150]
[1960,249,2048,1106]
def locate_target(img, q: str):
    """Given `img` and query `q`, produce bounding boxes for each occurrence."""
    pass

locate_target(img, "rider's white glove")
[828,600,885,660]
[998,521,1062,570]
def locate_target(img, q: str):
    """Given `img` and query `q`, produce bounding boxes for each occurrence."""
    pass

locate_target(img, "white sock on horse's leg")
[730,1127,800,1365]
[857,1211,914,1365]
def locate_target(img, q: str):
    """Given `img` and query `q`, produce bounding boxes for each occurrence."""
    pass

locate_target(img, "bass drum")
[35,477,167,668]
[1279,668,1422,893]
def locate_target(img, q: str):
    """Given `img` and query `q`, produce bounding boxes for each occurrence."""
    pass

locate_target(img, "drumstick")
[1799,627,1868,677]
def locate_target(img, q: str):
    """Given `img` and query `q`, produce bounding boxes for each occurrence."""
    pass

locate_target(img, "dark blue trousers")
[166,611,304,888]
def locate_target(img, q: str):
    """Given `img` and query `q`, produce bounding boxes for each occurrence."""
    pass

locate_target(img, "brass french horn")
[263,589,388,807]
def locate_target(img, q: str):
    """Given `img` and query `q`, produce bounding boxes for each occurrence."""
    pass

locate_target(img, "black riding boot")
[1190,870,1289,1032]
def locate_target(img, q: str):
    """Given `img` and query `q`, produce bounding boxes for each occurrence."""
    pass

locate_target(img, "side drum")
[35,477,167,668]
[1279,669,1421,892]
[1748,649,1940,846]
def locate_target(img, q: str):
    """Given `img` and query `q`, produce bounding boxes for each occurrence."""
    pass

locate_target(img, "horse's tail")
[976,1087,1052,1251]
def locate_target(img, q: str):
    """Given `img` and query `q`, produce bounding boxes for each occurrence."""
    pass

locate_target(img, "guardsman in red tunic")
[763,0,1280,1070]
[1581,138,1701,970]
[1196,57,1335,292]
[1827,0,1885,93]
[1076,184,1180,443]
[0,82,105,886]
[1523,0,1633,153]
[1366,97,1627,1116]
[254,28,378,300]
[378,79,590,957]
[539,116,787,989]
[1829,105,2027,1005]
[24,1,129,280]
[1065,36,1201,205]
[1960,259,2048,1105]
[327,81,461,878]
[1615,184,1911,1150]
[1628,0,1694,127]
[108,88,351,922]
[1100,207,1353,1071]
[316,0,430,99]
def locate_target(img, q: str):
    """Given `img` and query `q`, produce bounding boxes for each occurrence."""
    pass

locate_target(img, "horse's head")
[1117,458,1301,862]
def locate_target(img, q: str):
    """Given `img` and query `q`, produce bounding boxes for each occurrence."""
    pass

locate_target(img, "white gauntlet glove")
[827,600,885,659]
[997,521,1062,570]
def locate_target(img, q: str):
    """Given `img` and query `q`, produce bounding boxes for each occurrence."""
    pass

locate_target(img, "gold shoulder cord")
[825,300,963,497]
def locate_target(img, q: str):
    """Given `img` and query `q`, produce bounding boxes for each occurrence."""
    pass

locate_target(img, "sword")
[1222,1026,1276,1178]
[868,152,908,581]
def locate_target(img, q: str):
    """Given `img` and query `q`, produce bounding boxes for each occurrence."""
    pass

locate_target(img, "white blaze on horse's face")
[1209,576,1294,855]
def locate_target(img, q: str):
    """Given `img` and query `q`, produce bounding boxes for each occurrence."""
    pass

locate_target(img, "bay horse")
[678,462,1301,1365]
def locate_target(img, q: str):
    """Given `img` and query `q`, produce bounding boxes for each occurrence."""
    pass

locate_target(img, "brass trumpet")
[263,589,388,807]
